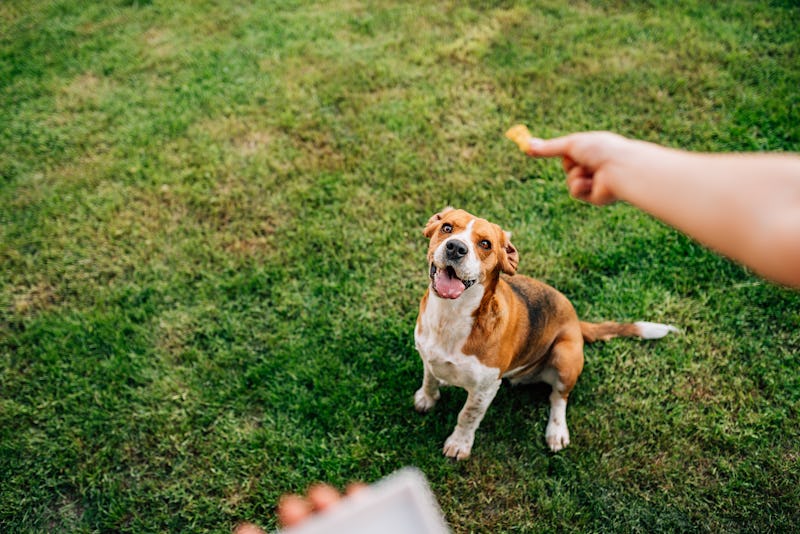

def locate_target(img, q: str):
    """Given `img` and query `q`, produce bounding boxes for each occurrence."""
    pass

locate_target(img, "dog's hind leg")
[541,338,584,452]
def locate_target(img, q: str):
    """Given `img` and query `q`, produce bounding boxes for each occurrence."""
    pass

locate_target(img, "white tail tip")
[634,321,680,339]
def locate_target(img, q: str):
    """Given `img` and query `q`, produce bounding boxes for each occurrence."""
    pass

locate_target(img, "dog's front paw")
[545,421,570,452]
[443,431,473,460]
[414,388,440,413]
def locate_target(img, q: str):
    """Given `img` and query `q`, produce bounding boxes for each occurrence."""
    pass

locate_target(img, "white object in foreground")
[278,467,449,534]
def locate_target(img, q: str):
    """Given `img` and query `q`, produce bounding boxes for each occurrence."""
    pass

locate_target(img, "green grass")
[2,0,799,532]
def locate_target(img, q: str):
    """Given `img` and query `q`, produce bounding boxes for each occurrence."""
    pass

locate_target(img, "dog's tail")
[580,321,679,343]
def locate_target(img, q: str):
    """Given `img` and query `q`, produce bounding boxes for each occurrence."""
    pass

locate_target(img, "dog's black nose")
[445,239,468,260]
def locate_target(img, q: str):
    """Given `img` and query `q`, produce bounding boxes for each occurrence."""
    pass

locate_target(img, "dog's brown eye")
[442,223,453,233]
[479,240,491,250]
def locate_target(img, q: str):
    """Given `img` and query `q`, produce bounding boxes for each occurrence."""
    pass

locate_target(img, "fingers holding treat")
[504,124,533,153]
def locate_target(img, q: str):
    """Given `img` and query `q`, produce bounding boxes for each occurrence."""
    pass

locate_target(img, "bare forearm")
[610,142,800,287]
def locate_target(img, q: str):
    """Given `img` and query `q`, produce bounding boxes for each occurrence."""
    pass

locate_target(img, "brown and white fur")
[414,208,677,460]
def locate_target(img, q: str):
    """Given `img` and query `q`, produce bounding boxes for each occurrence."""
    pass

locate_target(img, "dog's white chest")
[414,287,499,390]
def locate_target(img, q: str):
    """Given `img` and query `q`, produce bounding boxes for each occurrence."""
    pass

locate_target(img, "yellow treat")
[505,124,532,152]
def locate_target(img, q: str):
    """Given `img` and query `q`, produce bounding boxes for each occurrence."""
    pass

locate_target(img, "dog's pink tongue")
[434,268,465,299]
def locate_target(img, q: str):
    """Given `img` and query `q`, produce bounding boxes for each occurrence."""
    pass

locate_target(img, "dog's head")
[423,207,519,299]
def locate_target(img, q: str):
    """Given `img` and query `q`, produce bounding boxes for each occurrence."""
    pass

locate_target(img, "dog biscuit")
[505,124,532,152]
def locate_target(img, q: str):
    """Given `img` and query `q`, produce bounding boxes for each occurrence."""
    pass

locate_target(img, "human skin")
[234,483,367,533]
[526,132,800,288]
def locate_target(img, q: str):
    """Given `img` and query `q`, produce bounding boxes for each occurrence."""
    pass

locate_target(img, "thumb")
[526,135,575,158]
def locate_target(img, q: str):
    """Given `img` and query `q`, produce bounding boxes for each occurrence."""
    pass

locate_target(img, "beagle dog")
[414,208,677,459]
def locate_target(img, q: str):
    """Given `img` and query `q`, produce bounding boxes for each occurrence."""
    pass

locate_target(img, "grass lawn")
[2,0,799,532]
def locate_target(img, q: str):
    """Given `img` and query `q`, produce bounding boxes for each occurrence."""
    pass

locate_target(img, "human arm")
[525,132,800,288]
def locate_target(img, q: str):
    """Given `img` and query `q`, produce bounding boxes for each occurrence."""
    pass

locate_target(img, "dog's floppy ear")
[423,207,454,238]
[499,230,519,275]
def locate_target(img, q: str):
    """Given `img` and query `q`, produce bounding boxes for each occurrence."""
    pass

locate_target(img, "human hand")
[525,131,635,205]
[277,483,367,527]
[233,482,367,534]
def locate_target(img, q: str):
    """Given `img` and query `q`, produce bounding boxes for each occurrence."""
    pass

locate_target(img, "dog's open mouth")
[430,264,475,299]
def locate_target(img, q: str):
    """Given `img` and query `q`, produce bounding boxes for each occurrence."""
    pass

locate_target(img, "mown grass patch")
[2,1,799,532]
